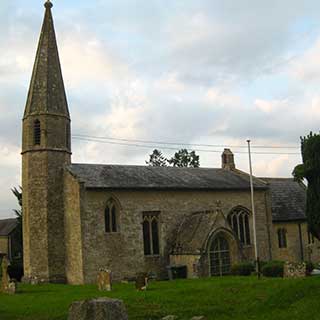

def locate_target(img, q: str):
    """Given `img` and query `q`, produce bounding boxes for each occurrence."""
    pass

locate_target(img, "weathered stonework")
[63,184,273,283]
[97,269,112,291]
[284,261,306,278]
[272,222,320,263]
[22,1,71,283]
[0,237,8,255]
[68,298,128,320]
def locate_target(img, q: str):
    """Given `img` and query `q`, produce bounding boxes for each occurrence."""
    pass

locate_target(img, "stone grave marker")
[0,256,16,294]
[97,269,112,291]
[68,297,128,320]
[135,272,148,291]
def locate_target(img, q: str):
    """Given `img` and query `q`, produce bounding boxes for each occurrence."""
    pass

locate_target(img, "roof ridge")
[70,163,223,170]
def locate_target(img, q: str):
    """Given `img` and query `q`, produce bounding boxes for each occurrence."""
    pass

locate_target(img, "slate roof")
[261,178,306,222]
[172,210,228,254]
[0,219,18,237]
[68,164,268,191]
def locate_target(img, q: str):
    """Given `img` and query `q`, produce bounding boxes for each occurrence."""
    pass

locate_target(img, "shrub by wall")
[231,262,255,276]
[261,261,284,278]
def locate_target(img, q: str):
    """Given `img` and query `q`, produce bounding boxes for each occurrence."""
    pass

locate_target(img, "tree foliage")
[10,186,23,266]
[146,149,200,168]
[168,149,200,168]
[12,187,22,217]
[293,132,320,240]
[146,149,168,167]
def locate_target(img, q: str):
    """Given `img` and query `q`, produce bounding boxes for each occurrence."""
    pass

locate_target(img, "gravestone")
[284,261,306,278]
[135,272,148,291]
[0,256,16,294]
[97,269,112,291]
[68,298,128,320]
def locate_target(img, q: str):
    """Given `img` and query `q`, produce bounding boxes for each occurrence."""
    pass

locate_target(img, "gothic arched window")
[228,207,251,245]
[277,228,287,248]
[105,199,118,233]
[143,212,160,255]
[34,119,41,145]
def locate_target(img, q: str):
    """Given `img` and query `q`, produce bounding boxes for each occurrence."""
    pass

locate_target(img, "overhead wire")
[72,136,301,155]
[72,134,299,149]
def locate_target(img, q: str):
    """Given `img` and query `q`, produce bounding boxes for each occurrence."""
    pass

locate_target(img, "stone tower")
[22,1,71,283]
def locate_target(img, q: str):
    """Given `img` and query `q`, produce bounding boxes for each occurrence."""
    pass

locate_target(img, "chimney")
[221,148,235,170]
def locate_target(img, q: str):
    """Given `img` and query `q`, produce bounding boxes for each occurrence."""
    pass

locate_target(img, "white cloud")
[291,37,320,83]
[254,98,288,113]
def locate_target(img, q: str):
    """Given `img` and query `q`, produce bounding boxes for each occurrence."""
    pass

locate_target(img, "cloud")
[1,0,320,218]
[291,37,320,83]
[254,98,289,113]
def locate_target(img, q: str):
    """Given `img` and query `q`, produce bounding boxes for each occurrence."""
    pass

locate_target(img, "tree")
[146,149,168,167]
[11,187,23,264]
[11,187,22,222]
[168,149,200,168]
[292,132,320,240]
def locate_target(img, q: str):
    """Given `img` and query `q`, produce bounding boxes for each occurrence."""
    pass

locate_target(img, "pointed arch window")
[105,199,118,233]
[34,119,41,145]
[278,228,287,248]
[143,212,160,256]
[228,207,251,245]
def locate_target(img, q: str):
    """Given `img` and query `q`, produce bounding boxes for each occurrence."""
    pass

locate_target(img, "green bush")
[231,262,255,276]
[261,261,284,278]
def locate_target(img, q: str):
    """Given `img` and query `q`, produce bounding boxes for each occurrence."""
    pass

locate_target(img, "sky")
[0,0,320,218]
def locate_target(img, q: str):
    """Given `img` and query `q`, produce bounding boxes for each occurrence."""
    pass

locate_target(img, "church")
[22,1,319,284]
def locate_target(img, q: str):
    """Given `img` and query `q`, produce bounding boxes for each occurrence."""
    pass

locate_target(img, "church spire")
[24,0,69,119]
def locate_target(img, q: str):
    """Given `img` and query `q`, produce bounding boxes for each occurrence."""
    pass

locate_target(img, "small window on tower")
[34,119,41,145]
[66,122,70,149]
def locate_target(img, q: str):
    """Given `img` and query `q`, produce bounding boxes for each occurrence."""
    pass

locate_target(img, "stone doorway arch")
[209,233,231,276]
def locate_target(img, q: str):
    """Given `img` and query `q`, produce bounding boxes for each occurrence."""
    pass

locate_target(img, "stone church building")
[22,2,319,284]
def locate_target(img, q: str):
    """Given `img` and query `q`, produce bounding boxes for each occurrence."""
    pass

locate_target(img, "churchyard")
[1,276,320,320]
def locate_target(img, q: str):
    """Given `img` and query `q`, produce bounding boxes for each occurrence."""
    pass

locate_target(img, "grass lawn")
[0,276,320,320]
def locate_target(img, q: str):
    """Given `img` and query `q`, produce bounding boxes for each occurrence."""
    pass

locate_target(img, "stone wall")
[0,237,8,255]
[78,189,272,283]
[170,255,200,278]
[22,113,71,283]
[64,171,84,284]
[272,221,320,263]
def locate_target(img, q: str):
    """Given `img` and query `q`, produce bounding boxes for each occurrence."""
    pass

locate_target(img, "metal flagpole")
[247,140,260,278]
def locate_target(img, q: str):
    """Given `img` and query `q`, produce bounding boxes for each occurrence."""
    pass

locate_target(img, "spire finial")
[44,0,53,9]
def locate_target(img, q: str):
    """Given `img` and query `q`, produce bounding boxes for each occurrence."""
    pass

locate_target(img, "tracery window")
[277,228,287,248]
[105,199,118,233]
[34,119,41,145]
[142,212,160,256]
[227,207,251,245]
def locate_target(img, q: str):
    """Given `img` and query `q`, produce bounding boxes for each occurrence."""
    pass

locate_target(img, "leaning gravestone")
[68,298,128,320]
[135,272,148,291]
[284,261,306,278]
[0,256,16,294]
[97,269,112,291]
